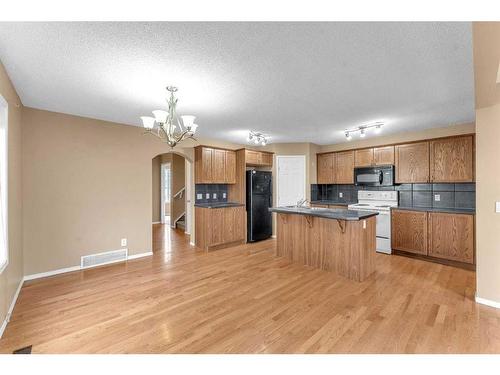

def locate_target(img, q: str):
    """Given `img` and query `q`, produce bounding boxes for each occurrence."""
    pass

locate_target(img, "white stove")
[348,190,398,254]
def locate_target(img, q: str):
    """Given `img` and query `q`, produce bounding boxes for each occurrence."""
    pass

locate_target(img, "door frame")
[276,155,307,207]
[160,161,171,225]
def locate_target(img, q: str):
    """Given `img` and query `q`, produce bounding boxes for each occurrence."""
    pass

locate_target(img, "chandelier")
[140,86,198,148]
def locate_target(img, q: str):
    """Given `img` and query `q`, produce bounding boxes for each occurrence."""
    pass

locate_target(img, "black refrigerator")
[246,170,273,242]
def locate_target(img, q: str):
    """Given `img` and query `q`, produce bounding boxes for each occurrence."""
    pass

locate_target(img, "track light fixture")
[247,131,269,146]
[344,122,384,141]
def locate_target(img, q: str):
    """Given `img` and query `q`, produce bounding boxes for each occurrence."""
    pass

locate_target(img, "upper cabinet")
[430,136,474,183]
[373,146,395,165]
[317,153,335,184]
[335,150,354,184]
[354,148,374,167]
[395,142,430,183]
[245,149,273,167]
[354,146,394,167]
[195,146,237,184]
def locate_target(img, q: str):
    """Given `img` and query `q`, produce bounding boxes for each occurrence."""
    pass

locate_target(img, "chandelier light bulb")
[345,131,352,141]
[141,116,155,130]
[152,110,168,124]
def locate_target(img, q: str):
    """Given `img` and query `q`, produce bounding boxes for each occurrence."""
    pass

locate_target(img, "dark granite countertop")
[392,206,475,215]
[310,200,355,206]
[194,202,245,209]
[269,206,378,221]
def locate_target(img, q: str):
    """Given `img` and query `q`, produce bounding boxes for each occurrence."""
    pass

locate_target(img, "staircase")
[174,213,186,230]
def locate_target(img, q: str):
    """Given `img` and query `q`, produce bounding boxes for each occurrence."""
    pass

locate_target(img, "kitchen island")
[269,206,378,282]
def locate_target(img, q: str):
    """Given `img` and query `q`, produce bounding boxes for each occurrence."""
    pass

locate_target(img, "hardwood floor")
[1,224,500,353]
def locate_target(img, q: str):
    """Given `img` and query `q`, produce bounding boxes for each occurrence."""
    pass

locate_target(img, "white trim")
[475,293,500,309]
[190,241,195,247]
[275,155,307,207]
[0,278,23,338]
[0,93,8,275]
[152,221,161,224]
[24,265,81,281]
[127,251,153,260]
[271,235,277,239]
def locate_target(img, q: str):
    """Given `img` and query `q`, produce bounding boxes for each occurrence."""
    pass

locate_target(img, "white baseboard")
[271,235,277,238]
[0,278,24,339]
[190,241,195,247]
[475,293,500,309]
[152,221,161,224]
[24,265,81,281]
[127,251,153,260]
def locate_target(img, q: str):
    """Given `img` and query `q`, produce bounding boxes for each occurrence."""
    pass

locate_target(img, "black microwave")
[354,165,394,186]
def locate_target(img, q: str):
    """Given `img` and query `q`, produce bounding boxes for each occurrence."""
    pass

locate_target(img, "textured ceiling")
[0,22,474,145]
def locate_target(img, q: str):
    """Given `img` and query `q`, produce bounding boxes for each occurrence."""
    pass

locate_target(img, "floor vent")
[81,249,128,269]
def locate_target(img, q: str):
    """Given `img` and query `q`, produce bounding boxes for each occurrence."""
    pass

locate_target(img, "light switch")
[205,193,210,199]
[196,193,202,200]
[496,202,500,213]
[339,192,343,198]
[434,194,441,202]
[213,193,217,199]
[223,193,227,199]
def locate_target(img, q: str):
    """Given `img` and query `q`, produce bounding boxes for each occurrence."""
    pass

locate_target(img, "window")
[0,94,7,274]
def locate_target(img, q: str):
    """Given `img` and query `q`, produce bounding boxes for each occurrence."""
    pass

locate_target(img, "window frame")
[0,93,8,275]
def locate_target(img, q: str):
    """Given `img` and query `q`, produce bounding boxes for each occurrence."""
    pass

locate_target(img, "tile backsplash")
[195,184,229,204]
[311,183,475,209]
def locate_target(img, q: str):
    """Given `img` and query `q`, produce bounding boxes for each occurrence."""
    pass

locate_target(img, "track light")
[247,131,269,146]
[343,122,384,141]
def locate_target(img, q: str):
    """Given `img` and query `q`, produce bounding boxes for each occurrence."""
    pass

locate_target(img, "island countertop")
[269,206,378,221]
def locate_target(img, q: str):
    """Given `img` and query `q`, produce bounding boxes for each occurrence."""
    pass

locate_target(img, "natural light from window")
[0,94,8,274]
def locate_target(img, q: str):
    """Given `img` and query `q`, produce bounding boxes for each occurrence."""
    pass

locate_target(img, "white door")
[277,156,306,207]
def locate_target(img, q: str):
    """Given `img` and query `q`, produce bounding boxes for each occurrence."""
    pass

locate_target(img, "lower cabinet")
[391,209,428,255]
[195,206,246,251]
[391,209,475,265]
[428,212,474,264]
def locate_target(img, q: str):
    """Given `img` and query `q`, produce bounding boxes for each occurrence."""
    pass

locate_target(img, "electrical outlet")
[339,192,343,198]
[434,194,441,202]
[196,193,202,199]
[213,193,217,199]
[121,238,127,247]
[223,192,227,199]
[205,193,210,199]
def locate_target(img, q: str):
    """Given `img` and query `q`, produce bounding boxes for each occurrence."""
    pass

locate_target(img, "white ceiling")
[0,22,474,145]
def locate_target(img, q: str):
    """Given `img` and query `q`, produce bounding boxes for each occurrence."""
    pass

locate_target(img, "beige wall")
[152,156,161,222]
[22,107,244,275]
[319,122,475,153]
[473,22,500,303]
[0,61,23,329]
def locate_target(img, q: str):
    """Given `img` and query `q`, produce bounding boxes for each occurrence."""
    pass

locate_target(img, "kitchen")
[194,131,475,282]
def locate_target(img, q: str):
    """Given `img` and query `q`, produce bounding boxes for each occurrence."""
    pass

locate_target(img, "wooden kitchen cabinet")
[195,146,237,184]
[430,135,474,183]
[244,149,273,167]
[395,142,430,183]
[428,212,474,264]
[317,153,335,184]
[391,209,428,255]
[195,206,246,251]
[373,146,395,165]
[354,148,374,167]
[334,150,354,184]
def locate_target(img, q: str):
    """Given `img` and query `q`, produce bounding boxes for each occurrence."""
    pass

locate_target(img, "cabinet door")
[335,151,354,184]
[209,208,225,246]
[354,148,374,167]
[200,147,213,183]
[373,146,395,166]
[428,212,474,264]
[395,142,429,183]
[212,149,226,183]
[430,136,474,182]
[260,152,273,166]
[317,153,335,184]
[245,150,261,165]
[225,150,236,184]
[223,206,245,243]
[391,209,428,255]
